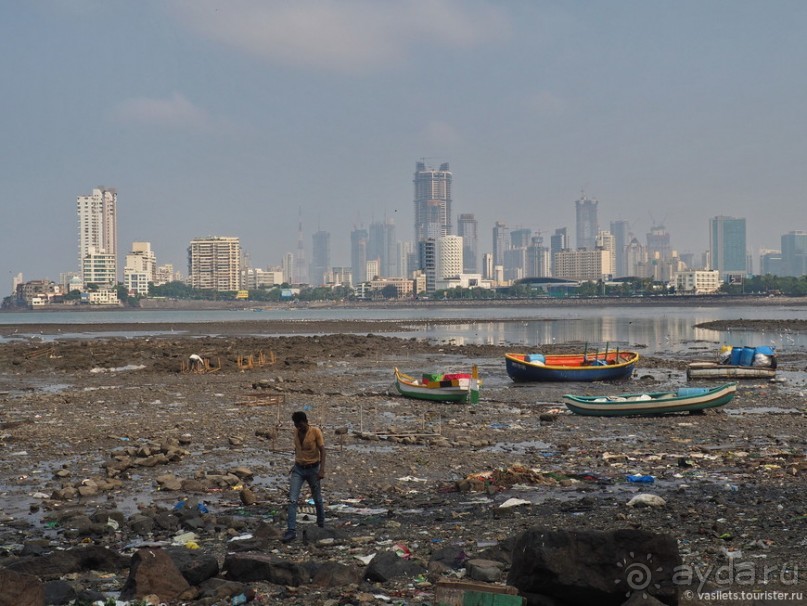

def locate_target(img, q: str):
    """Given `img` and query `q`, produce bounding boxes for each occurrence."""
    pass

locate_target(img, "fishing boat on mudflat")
[393,365,481,403]
[562,383,738,417]
[687,345,776,380]
[505,349,639,382]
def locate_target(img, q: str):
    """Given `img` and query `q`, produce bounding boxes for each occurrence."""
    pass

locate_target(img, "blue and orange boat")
[505,349,639,382]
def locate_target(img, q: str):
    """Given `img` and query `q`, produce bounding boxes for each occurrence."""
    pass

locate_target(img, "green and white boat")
[393,365,481,404]
[562,383,737,416]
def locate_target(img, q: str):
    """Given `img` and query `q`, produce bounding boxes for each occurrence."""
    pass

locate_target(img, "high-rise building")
[595,231,616,278]
[436,235,463,280]
[310,230,331,286]
[188,236,241,291]
[492,222,510,270]
[77,187,117,286]
[419,238,437,293]
[610,220,631,278]
[397,240,413,279]
[526,237,550,278]
[368,219,396,278]
[781,231,807,277]
[646,225,672,263]
[294,210,308,285]
[625,238,648,277]
[456,213,478,273]
[413,161,452,246]
[550,228,568,277]
[575,195,598,250]
[709,216,746,278]
[350,227,369,284]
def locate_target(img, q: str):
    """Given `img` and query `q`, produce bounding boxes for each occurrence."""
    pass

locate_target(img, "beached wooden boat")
[686,362,776,380]
[686,345,776,380]
[393,365,481,403]
[563,383,737,416]
[505,350,639,382]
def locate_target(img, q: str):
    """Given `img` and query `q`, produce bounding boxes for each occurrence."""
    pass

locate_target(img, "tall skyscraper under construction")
[414,161,452,245]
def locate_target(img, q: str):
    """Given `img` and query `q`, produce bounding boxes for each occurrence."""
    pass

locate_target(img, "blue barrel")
[729,347,743,365]
[740,346,755,366]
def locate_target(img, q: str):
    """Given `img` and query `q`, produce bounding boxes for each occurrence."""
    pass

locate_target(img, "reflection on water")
[1,305,805,355]
[408,309,806,355]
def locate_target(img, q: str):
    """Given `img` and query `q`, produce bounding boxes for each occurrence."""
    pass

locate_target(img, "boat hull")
[505,352,638,382]
[563,383,737,416]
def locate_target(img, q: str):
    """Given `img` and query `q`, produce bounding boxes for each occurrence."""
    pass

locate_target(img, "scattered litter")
[229,534,253,542]
[627,494,666,508]
[626,474,655,483]
[355,553,376,565]
[499,498,531,509]
[397,476,428,482]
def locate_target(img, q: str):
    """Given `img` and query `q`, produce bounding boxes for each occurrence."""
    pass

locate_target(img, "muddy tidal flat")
[0,315,805,605]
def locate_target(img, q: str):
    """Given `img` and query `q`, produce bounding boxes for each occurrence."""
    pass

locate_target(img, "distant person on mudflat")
[282,411,326,543]
[188,353,204,372]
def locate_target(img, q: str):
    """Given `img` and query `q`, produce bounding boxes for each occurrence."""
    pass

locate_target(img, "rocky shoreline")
[0,323,805,605]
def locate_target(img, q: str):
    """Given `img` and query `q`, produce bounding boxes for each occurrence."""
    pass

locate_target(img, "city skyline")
[3,2,807,282]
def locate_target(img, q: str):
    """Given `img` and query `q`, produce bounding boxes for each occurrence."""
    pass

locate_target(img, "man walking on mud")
[282,411,326,543]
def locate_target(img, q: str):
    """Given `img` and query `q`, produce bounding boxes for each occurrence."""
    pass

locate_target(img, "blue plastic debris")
[626,474,655,483]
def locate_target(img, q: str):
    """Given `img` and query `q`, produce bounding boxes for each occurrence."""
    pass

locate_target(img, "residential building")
[435,235,463,282]
[82,249,117,287]
[243,268,284,289]
[124,242,156,296]
[575,195,598,250]
[413,161,452,244]
[155,264,176,285]
[77,187,117,286]
[188,236,241,291]
[674,270,720,294]
[554,248,612,282]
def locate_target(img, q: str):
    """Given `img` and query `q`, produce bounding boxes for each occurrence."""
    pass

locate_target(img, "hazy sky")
[3,1,806,285]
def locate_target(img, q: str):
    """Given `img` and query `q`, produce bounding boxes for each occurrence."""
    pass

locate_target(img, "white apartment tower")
[188,236,241,291]
[77,187,117,286]
[436,235,463,281]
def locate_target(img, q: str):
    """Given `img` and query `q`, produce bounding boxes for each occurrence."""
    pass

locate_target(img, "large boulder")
[507,528,681,606]
[119,548,194,602]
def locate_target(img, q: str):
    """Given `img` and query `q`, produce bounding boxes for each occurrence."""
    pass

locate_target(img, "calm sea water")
[1,304,805,354]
